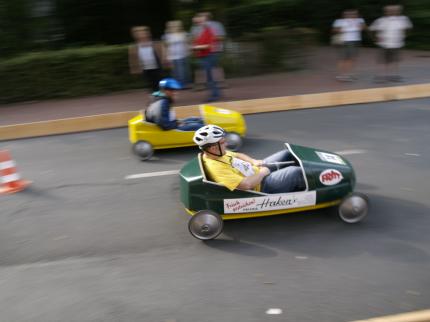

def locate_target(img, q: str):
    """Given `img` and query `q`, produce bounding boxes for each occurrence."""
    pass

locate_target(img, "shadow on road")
[208,193,430,263]
[203,239,278,258]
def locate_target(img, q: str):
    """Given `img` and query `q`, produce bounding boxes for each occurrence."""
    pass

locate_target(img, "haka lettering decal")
[223,191,317,214]
[319,169,343,186]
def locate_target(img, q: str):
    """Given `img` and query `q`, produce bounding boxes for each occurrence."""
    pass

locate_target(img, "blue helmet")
[159,78,182,90]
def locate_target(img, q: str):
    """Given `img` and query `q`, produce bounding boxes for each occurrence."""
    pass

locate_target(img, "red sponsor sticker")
[319,169,343,186]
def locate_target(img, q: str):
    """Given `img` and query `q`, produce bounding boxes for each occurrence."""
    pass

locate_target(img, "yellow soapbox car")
[128,105,247,160]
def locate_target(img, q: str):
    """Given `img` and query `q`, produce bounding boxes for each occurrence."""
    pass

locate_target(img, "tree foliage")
[0,0,428,58]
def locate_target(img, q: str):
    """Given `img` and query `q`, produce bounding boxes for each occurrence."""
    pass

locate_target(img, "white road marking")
[266,308,283,315]
[405,153,421,157]
[123,149,366,180]
[400,187,415,192]
[406,290,421,296]
[53,235,69,241]
[40,170,54,175]
[125,170,179,180]
[335,149,367,156]
[295,256,308,260]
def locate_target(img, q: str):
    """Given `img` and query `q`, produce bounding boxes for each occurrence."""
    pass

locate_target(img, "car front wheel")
[338,192,369,223]
[188,210,224,240]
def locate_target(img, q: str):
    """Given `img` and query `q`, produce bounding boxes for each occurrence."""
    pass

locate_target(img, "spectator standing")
[192,14,220,102]
[162,21,191,88]
[129,26,164,92]
[202,12,227,86]
[190,14,202,41]
[190,14,205,90]
[369,5,413,82]
[332,10,366,81]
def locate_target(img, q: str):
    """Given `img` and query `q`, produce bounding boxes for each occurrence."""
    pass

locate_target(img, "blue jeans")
[199,54,220,100]
[177,117,205,131]
[261,150,305,194]
[172,58,190,86]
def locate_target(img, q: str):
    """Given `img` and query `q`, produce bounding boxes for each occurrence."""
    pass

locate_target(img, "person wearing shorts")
[332,10,366,81]
[370,5,413,82]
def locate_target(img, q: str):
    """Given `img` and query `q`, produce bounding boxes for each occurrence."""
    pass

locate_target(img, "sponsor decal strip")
[224,191,316,214]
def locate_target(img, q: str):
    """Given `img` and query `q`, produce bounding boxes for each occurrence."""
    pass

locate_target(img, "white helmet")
[193,125,225,147]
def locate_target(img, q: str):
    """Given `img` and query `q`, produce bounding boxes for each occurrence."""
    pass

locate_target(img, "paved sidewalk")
[1,47,429,126]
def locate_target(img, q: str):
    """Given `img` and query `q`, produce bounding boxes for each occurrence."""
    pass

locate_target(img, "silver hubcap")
[338,194,368,223]
[134,142,153,160]
[225,133,242,151]
[189,210,223,240]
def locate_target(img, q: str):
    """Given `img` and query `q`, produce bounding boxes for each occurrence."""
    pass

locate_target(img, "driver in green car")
[193,125,305,193]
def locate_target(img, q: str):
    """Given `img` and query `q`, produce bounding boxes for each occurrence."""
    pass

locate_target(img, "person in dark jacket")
[129,26,164,92]
[145,78,204,131]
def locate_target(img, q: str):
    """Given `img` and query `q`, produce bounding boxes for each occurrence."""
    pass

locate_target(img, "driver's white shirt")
[202,151,262,191]
[231,157,255,177]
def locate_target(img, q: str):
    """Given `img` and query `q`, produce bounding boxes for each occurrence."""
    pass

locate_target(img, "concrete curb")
[350,309,430,322]
[1,83,429,141]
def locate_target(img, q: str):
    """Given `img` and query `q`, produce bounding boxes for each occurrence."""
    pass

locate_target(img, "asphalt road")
[1,98,430,322]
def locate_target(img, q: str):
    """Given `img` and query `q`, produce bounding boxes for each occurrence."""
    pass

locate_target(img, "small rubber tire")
[188,210,224,240]
[338,192,369,223]
[224,132,243,151]
[132,141,154,161]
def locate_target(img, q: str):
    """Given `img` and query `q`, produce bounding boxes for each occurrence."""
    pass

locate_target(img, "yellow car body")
[128,104,246,150]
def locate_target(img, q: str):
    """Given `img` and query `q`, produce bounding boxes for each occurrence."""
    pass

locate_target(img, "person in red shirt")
[192,14,220,102]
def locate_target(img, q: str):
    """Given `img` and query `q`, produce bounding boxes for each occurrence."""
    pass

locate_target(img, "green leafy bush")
[221,27,316,76]
[225,0,430,48]
[0,45,145,103]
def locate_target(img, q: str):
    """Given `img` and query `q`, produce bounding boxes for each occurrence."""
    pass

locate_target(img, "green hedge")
[0,31,315,103]
[0,45,145,103]
[225,0,430,48]
[225,0,305,38]
[222,27,316,76]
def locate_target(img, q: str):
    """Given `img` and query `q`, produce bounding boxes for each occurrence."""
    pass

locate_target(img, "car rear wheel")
[188,210,223,240]
[132,141,154,160]
[338,192,369,223]
[224,132,242,151]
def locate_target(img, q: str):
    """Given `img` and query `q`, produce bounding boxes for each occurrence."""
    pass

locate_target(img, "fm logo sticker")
[319,169,343,186]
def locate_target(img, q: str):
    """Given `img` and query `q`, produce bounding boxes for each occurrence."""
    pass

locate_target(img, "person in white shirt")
[162,21,191,87]
[332,10,366,81]
[128,26,163,92]
[369,5,413,82]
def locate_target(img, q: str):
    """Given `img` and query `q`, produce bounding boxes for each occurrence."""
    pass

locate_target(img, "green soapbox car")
[179,143,369,240]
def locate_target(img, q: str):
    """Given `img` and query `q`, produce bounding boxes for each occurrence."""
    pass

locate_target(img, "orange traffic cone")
[0,150,31,194]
